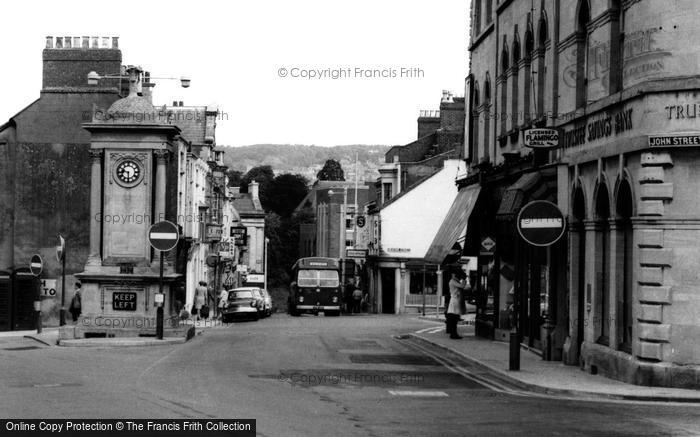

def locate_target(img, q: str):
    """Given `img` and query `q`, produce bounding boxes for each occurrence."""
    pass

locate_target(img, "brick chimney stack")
[248,181,259,202]
[43,35,122,91]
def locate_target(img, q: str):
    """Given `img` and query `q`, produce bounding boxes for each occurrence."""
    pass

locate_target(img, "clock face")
[115,159,142,186]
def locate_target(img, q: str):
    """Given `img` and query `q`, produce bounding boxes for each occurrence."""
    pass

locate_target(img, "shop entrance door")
[13,270,37,331]
[380,268,395,314]
[519,245,544,350]
[0,271,11,331]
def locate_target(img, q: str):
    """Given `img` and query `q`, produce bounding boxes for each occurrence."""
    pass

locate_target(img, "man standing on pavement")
[352,281,363,314]
[446,270,470,339]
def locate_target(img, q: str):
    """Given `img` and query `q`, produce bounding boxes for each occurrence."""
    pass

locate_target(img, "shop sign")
[524,129,559,149]
[113,292,137,311]
[246,274,264,283]
[231,227,247,245]
[649,134,700,147]
[346,249,368,258]
[517,201,566,247]
[561,108,633,150]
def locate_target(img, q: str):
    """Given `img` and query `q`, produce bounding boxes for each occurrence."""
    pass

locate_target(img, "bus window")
[298,270,318,287]
[318,270,340,287]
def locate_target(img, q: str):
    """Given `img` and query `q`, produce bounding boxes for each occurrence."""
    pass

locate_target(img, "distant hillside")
[220,144,391,183]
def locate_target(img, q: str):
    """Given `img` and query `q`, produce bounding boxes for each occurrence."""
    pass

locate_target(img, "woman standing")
[193,281,207,322]
[446,271,470,339]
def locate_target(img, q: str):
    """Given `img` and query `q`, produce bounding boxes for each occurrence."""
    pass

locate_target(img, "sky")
[0,0,469,147]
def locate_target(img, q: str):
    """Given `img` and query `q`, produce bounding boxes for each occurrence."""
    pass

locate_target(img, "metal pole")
[35,276,42,334]
[60,242,66,326]
[156,252,164,339]
[422,265,426,316]
[509,238,521,371]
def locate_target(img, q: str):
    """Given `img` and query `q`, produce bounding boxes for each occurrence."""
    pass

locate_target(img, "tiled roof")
[165,106,211,145]
[232,193,265,216]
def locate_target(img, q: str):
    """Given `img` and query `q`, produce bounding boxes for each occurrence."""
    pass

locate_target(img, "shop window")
[523,24,534,125]
[610,0,624,94]
[382,183,393,202]
[575,0,591,109]
[472,81,480,161]
[409,270,437,295]
[485,0,492,24]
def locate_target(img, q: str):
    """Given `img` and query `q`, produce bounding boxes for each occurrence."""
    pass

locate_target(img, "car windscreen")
[297,270,339,287]
[230,291,253,300]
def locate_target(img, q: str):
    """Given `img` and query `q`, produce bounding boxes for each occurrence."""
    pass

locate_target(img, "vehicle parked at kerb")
[289,257,342,316]
[221,287,262,322]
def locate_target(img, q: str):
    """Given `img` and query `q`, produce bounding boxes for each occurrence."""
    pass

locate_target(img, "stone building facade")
[465,0,700,387]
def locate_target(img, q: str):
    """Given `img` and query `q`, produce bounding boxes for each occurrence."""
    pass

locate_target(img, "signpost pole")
[60,237,66,327]
[510,239,520,371]
[156,252,164,340]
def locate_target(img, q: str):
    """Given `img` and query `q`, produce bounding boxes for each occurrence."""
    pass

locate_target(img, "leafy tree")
[240,165,275,209]
[226,169,243,187]
[316,159,345,181]
[268,173,309,217]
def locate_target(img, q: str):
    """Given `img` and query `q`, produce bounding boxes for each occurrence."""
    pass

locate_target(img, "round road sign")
[517,201,566,247]
[30,254,43,276]
[148,221,180,252]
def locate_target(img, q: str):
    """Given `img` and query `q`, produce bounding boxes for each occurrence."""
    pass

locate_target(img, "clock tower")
[65,66,190,339]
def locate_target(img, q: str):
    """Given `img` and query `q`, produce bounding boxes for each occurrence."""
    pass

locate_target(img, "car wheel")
[326,311,340,317]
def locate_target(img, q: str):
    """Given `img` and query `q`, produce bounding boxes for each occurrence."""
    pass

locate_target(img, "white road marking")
[388,390,449,397]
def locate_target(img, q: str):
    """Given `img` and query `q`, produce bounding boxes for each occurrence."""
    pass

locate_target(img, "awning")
[423,184,481,265]
[496,171,543,217]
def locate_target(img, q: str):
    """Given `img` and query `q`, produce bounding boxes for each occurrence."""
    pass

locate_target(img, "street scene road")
[1,315,698,436]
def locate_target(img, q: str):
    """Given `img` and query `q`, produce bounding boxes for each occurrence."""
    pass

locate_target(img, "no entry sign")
[148,221,180,252]
[517,201,566,247]
[30,254,43,276]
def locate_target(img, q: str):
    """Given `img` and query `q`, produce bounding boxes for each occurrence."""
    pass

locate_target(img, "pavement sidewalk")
[410,322,700,403]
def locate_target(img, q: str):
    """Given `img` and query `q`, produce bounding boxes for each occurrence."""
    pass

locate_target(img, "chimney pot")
[102,37,109,48]
[82,36,90,48]
[249,180,260,202]
[179,101,184,107]
[45,36,53,48]
[64,36,72,48]
[56,37,63,48]
[112,37,119,48]
[173,101,178,106]
[91,36,99,48]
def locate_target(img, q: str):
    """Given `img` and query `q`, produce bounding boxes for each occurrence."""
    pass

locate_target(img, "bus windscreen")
[297,270,340,287]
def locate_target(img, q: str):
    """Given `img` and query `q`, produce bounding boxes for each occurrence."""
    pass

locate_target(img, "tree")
[316,159,345,181]
[240,165,275,209]
[226,169,243,187]
[268,173,309,217]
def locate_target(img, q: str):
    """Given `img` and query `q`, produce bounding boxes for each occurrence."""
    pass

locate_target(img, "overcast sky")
[0,0,469,147]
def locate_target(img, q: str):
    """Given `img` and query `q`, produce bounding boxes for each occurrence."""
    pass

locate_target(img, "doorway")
[380,268,395,314]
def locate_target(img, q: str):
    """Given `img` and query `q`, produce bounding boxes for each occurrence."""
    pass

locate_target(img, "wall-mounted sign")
[41,279,57,297]
[517,201,566,247]
[561,108,633,150]
[230,226,248,246]
[356,216,366,228]
[246,274,264,283]
[649,134,700,147]
[206,224,223,241]
[113,292,137,311]
[236,264,248,273]
[386,248,410,253]
[480,237,496,255]
[346,249,368,258]
[524,129,559,149]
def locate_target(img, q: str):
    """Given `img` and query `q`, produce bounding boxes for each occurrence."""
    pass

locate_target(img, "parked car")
[221,288,261,322]
[259,289,273,317]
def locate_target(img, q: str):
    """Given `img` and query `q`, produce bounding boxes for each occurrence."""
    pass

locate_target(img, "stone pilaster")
[86,149,103,268]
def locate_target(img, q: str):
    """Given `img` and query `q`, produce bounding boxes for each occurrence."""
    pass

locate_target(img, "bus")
[289,257,342,316]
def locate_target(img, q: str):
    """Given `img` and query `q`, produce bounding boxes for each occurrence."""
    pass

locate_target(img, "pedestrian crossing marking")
[388,390,449,397]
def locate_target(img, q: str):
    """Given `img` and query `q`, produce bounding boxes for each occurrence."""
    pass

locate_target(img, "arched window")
[616,179,633,352]
[483,74,491,161]
[500,38,509,135]
[610,0,624,93]
[537,13,548,120]
[595,182,611,345]
[512,32,521,129]
[485,0,492,24]
[576,0,591,108]
[474,0,482,35]
[472,81,480,161]
[524,23,534,125]
[572,185,587,352]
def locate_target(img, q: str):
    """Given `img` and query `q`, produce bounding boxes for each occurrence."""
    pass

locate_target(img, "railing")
[405,294,443,307]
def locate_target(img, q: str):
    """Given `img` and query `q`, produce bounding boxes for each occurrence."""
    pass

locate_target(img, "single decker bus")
[289,257,342,316]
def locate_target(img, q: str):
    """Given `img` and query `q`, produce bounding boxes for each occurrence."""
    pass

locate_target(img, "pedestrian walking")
[446,271,470,339]
[68,282,82,323]
[193,281,207,322]
[218,287,229,320]
[352,283,363,314]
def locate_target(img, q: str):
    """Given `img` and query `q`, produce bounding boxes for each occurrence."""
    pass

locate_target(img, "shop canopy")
[423,184,481,265]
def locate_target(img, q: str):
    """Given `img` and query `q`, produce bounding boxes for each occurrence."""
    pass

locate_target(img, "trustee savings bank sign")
[561,107,634,150]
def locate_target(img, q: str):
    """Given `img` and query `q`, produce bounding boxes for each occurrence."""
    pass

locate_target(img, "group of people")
[344,280,367,314]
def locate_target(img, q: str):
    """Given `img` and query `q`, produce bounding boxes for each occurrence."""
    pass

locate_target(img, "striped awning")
[423,184,481,265]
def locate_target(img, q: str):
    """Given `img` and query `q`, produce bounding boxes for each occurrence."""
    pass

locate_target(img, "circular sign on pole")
[56,235,65,262]
[517,201,566,247]
[148,221,180,252]
[30,254,43,276]
[206,254,219,268]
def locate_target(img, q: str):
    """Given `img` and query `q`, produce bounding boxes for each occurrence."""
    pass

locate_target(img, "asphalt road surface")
[1,315,699,436]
